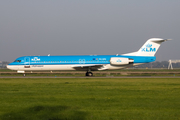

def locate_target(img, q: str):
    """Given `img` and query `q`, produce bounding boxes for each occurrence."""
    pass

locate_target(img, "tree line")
[136,61,180,68]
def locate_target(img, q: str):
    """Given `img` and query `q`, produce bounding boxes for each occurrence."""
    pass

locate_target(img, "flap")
[72,64,104,71]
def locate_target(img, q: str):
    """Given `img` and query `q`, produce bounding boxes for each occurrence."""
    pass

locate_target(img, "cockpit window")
[14,60,21,62]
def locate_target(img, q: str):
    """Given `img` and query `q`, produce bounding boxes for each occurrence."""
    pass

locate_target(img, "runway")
[0,76,180,78]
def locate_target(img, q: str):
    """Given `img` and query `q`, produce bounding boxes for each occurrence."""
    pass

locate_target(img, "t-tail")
[124,38,171,56]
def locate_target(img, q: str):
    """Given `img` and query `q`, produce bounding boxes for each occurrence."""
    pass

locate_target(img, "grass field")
[0,78,180,120]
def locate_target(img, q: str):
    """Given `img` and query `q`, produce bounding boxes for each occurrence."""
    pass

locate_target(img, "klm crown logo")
[141,43,156,52]
[146,44,152,48]
[116,59,121,62]
[31,57,40,61]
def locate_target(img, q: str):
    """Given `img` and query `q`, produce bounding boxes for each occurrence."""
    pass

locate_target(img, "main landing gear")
[86,71,93,76]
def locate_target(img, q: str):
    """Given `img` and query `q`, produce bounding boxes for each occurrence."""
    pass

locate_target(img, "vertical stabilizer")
[123,38,171,56]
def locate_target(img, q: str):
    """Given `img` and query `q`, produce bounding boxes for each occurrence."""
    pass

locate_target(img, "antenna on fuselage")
[48,54,50,56]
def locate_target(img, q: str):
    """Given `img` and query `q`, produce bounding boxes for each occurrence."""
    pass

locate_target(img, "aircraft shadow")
[1,105,88,120]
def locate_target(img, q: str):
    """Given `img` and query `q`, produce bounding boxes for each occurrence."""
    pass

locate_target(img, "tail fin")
[124,38,171,56]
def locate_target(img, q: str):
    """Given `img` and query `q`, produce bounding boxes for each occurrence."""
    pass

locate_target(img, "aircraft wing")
[71,64,107,71]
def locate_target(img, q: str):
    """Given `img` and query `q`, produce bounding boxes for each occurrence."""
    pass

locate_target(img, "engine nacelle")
[110,57,134,65]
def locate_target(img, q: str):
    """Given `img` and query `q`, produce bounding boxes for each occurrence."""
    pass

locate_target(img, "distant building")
[0,61,10,68]
[0,61,2,68]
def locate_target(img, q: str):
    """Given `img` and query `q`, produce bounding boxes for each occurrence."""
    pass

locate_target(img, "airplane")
[7,38,171,76]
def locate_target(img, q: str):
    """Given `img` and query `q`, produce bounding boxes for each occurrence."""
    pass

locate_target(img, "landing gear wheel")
[23,74,26,77]
[86,72,93,76]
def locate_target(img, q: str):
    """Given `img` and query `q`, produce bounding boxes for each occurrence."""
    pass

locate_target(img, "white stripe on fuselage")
[7,64,135,71]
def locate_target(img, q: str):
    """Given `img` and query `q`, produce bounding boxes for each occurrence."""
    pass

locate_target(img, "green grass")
[0,78,180,120]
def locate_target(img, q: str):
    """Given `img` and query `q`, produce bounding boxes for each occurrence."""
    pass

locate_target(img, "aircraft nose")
[6,65,11,69]
[6,65,14,70]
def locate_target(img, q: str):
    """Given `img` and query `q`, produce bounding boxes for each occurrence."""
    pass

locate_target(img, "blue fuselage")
[8,55,156,66]
[7,55,156,72]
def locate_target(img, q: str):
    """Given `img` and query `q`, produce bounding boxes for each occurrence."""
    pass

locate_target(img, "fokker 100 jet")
[7,38,171,76]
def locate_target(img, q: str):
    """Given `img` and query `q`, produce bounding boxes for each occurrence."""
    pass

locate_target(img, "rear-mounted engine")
[110,57,134,65]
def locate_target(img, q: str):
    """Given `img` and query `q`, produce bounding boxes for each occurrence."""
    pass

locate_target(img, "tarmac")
[0,76,180,78]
